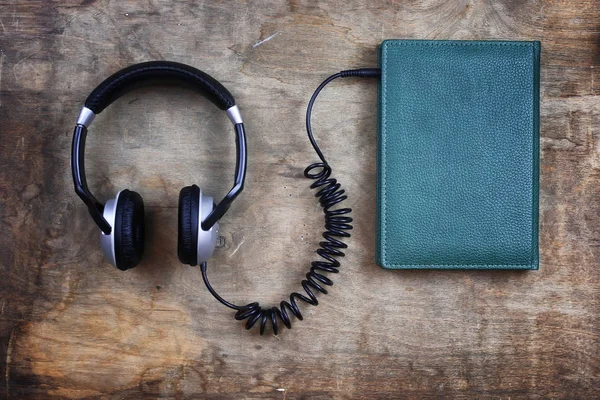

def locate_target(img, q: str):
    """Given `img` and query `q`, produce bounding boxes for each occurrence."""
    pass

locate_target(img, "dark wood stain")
[1,0,599,398]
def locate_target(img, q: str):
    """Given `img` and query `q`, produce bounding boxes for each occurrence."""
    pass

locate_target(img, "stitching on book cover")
[380,40,537,268]
[383,41,534,47]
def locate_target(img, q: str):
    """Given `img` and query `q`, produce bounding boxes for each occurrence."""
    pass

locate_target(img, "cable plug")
[340,68,381,78]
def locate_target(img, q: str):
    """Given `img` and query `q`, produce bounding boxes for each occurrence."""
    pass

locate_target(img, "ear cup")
[114,189,145,270]
[178,185,200,266]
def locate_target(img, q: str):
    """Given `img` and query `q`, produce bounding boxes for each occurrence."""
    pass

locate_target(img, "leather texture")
[85,61,235,113]
[114,189,145,270]
[376,40,540,270]
[178,185,200,266]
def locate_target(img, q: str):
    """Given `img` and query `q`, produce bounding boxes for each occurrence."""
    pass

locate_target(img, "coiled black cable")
[200,68,381,335]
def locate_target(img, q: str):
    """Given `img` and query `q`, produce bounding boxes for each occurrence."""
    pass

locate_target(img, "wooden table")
[1,1,599,398]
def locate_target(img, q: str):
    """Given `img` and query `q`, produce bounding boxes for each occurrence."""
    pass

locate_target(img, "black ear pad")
[178,185,200,266]
[114,189,145,271]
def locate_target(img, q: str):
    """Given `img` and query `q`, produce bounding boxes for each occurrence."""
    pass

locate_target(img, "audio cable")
[200,68,381,335]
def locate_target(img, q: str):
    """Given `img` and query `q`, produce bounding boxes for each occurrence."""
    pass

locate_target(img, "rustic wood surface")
[1,0,599,398]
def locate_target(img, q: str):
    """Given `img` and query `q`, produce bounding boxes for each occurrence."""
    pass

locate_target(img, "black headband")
[71,61,247,234]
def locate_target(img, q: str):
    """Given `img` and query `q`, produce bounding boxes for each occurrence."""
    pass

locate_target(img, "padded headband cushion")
[85,61,235,114]
[178,185,200,266]
[114,189,145,270]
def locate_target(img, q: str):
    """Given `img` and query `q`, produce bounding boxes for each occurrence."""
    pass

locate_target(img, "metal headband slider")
[226,105,243,125]
[76,107,96,128]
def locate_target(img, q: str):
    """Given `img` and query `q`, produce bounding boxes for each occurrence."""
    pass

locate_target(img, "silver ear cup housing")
[100,191,120,267]
[197,188,218,264]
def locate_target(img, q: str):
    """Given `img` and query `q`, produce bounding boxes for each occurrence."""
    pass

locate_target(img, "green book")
[376,40,540,270]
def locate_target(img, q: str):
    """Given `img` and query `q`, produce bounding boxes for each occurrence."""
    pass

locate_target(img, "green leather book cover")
[376,40,540,270]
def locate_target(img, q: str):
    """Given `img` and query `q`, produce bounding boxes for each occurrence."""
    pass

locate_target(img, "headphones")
[71,61,247,271]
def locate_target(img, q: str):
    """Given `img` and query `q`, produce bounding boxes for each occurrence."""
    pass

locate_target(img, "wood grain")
[1,0,599,398]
